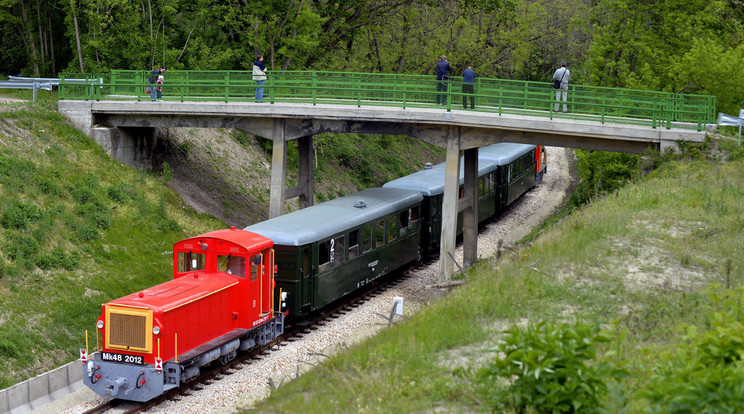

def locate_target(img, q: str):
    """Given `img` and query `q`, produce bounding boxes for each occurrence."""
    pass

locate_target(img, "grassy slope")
[254,143,744,412]
[0,100,224,388]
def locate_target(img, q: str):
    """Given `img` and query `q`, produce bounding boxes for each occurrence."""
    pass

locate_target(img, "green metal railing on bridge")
[58,70,716,131]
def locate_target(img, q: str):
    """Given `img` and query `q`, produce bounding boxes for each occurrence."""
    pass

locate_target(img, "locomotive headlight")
[96,320,104,330]
[152,326,160,335]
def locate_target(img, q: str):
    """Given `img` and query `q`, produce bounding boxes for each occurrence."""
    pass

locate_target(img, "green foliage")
[477,321,623,413]
[1,201,42,230]
[586,0,744,113]
[643,287,744,413]
[571,150,640,206]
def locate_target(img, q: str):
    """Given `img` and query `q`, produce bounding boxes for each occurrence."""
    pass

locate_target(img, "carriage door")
[301,246,312,308]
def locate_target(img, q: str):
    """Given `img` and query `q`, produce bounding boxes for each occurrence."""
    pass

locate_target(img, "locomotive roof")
[244,187,423,246]
[175,227,273,252]
[383,143,535,196]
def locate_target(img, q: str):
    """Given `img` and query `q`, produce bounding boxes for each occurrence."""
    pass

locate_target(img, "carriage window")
[386,216,396,243]
[178,252,204,272]
[332,235,345,265]
[318,240,330,272]
[218,255,246,277]
[250,254,262,281]
[362,224,372,252]
[411,206,419,224]
[375,220,385,247]
[479,177,486,197]
[349,230,359,258]
[399,210,409,236]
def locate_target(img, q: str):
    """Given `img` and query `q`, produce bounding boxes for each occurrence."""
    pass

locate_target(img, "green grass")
[0,101,224,388]
[253,145,744,412]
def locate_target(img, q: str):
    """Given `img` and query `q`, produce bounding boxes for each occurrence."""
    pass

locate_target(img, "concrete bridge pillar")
[269,132,314,218]
[438,127,461,284]
[461,148,478,267]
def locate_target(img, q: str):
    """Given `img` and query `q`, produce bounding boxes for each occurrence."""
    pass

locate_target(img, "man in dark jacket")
[436,55,452,105]
[147,66,166,102]
[462,66,476,109]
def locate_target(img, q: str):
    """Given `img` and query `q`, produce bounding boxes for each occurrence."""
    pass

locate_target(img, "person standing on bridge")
[553,61,570,113]
[147,66,166,102]
[253,55,267,102]
[462,66,476,109]
[436,55,452,105]
[155,75,164,101]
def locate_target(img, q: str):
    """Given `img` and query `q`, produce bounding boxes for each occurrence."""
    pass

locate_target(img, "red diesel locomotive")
[82,227,284,401]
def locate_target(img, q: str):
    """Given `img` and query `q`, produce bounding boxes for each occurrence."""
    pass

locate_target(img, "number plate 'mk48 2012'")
[101,352,144,365]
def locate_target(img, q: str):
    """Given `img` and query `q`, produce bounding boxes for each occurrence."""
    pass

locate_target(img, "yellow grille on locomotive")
[105,306,153,353]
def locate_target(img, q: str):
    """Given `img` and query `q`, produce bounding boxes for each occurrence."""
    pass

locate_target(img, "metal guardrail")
[57,70,716,131]
[0,80,53,102]
[2,76,103,102]
[717,109,744,146]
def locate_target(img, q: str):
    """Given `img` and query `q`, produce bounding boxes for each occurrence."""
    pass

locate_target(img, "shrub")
[76,223,100,242]
[107,182,137,203]
[477,320,624,413]
[1,201,42,230]
[4,232,40,261]
[643,287,744,413]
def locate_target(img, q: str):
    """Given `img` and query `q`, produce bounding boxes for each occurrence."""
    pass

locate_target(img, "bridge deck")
[70,99,709,153]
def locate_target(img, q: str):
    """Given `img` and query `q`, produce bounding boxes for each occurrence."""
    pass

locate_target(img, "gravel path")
[50,146,573,414]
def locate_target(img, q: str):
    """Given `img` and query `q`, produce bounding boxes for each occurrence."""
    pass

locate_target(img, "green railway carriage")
[383,143,538,255]
[245,188,423,318]
[478,144,537,210]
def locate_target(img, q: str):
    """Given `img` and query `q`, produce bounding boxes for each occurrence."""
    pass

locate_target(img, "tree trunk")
[47,7,56,75]
[70,0,84,72]
[36,0,46,71]
[19,0,40,75]
[282,0,306,71]
[148,0,154,68]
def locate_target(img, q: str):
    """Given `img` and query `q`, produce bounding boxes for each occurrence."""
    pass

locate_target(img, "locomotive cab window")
[250,254,262,281]
[178,252,205,273]
[218,255,246,277]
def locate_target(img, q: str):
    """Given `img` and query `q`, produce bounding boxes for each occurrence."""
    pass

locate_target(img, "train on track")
[81,143,546,402]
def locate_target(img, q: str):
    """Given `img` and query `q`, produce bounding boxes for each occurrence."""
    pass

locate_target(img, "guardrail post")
[356,76,361,108]
[393,75,397,104]
[225,72,229,103]
[312,71,317,106]
[498,84,503,116]
[269,73,274,104]
[446,79,451,112]
[32,82,38,102]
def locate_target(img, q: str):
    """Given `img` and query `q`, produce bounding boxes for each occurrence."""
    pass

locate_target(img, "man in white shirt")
[553,61,570,113]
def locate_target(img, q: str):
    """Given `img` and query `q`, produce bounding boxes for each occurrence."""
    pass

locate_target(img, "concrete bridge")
[58,98,712,282]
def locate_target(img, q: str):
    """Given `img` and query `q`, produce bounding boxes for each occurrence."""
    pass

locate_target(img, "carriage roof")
[382,143,535,196]
[244,187,422,246]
